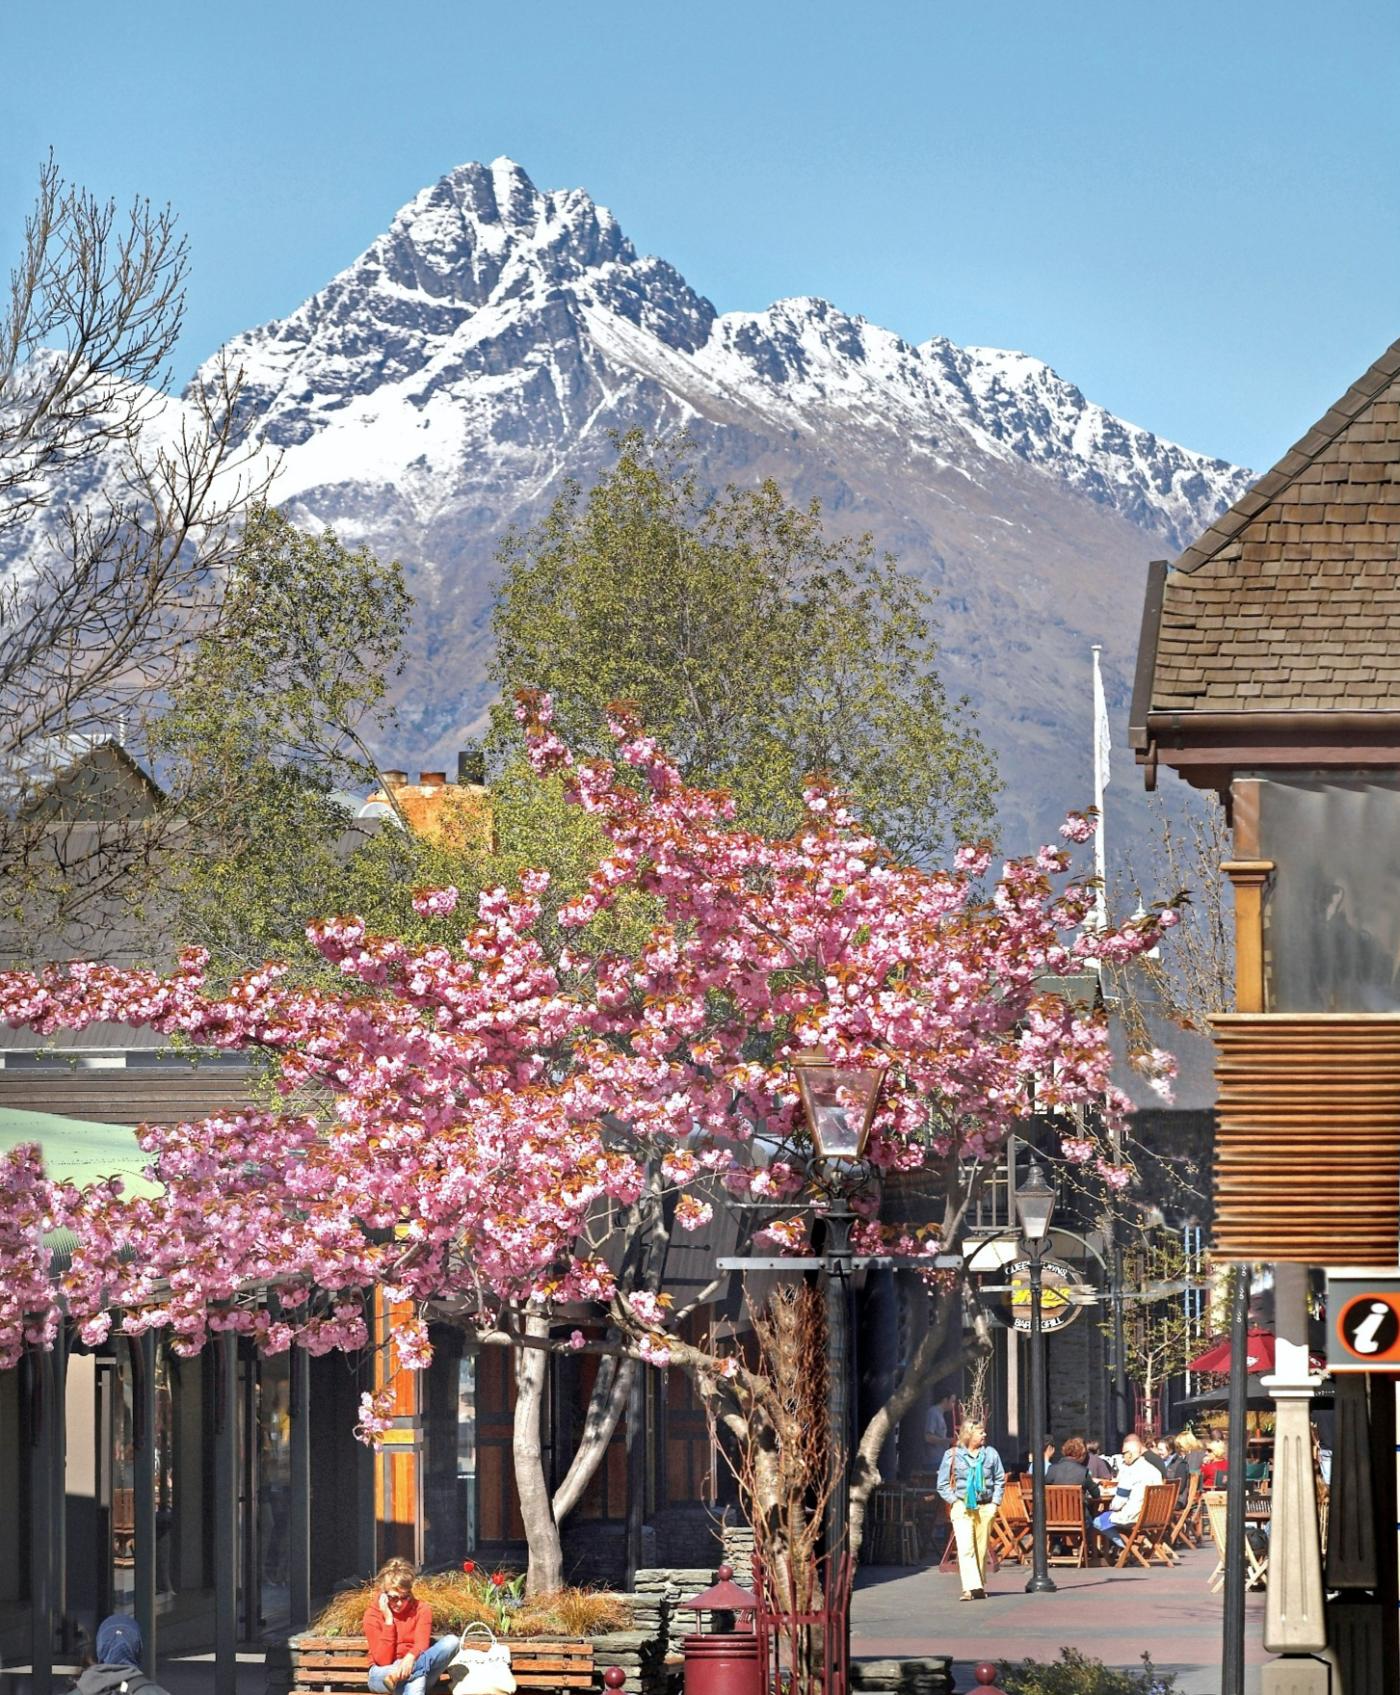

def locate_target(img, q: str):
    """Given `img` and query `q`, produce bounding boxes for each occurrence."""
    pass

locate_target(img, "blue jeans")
[1093,1509,1126,1549]
[369,1635,461,1695]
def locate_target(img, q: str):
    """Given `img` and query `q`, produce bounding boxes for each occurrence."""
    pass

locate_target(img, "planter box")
[288,1634,593,1695]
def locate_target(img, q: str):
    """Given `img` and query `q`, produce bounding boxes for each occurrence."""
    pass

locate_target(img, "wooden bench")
[290,1635,594,1695]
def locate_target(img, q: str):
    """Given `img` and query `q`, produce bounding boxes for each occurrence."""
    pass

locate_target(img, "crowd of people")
[934,1419,1239,1597]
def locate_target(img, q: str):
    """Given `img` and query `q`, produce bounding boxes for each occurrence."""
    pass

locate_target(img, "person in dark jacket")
[74,1616,171,1695]
[1084,1438,1114,1481]
[1045,1435,1099,1545]
[1162,1436,1192,1504]
[1046,1436,1097,1497]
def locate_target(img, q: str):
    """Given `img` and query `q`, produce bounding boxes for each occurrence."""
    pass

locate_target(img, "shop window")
[1259,776,1400,1012]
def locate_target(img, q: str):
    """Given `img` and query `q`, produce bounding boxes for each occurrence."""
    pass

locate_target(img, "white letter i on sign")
[1353,1301,1391,1354]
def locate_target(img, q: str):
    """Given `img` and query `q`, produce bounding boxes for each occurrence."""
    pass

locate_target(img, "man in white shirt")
[1092,1433,1159,1549]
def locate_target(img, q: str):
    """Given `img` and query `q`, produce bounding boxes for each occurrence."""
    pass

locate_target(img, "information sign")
[1326,1273,1400,1372]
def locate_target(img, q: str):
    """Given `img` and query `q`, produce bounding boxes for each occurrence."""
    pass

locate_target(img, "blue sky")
[4,0,1397,472]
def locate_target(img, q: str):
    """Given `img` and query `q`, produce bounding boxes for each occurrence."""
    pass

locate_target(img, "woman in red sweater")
[364,1558,461,1695]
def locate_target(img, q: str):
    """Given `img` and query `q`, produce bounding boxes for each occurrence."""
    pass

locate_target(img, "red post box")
[680,1565,762,1695]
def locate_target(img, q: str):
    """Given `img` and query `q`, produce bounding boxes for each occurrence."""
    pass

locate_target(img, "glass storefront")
[1260,775,1400,1011]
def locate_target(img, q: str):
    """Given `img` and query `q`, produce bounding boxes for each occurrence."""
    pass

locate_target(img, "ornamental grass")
[310,1572,632,1639]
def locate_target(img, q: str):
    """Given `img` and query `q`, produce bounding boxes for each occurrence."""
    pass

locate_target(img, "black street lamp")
[792,1051,887,1636]
[1016,1159,1058,1595]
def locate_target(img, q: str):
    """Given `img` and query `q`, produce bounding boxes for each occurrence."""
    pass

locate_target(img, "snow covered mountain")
[195,158,1249,839]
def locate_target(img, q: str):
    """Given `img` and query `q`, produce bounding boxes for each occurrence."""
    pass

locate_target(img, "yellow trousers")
[949,1499,998,1591]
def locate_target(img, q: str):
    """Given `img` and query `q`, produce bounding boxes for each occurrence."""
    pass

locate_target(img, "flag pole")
[1092,644,1109,933]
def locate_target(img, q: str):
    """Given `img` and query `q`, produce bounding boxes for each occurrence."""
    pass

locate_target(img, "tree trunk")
[552,1355,635,1521]
[512,1308,564,1595]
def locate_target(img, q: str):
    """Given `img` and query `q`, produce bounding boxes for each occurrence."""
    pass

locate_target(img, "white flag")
[1091,647,1109,933]
[1093,646,1111,794]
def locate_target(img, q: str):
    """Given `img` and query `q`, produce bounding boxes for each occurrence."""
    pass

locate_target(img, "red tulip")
[491,1572,506,1587]
[462,1560,476,1573]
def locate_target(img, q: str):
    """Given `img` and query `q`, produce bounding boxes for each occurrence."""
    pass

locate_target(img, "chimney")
[419,771,446,789]
[381,770,408,791]
[457,746,487,787]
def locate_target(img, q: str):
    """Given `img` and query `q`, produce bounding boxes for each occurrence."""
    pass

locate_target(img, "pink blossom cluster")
[0,697,1174,1391]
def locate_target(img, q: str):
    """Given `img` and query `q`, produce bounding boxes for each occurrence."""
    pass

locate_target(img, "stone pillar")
[1260,1263,1330,1694]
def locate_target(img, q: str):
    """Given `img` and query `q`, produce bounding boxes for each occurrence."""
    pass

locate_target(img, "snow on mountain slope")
[168,158,1255,841]
[205,158,1246,552]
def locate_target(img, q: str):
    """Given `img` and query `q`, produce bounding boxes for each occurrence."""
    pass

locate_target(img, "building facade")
[1132,334,1400,1692]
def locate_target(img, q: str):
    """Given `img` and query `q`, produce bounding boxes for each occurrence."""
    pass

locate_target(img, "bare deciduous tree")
[1111,786,1234,1045]
[0,157,272,957]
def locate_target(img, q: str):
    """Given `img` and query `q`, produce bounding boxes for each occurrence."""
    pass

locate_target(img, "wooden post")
[372,1292,424,1564]
[1224,777,1272,1015]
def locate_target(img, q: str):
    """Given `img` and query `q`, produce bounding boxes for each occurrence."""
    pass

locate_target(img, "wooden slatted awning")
[1211,1014,1400,1264]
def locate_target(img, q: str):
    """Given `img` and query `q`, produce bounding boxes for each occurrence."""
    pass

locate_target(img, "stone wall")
[851,1657,954,1695]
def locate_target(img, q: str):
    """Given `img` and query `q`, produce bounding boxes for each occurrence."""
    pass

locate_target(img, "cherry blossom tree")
[0,697,1175,1591]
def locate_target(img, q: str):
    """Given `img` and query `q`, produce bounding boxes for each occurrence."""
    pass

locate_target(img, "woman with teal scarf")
[936,1419,1005,1599]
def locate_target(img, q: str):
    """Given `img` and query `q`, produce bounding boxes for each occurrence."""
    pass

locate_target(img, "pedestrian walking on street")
[937,1418,1006,1601]
[73,1616,171,1694]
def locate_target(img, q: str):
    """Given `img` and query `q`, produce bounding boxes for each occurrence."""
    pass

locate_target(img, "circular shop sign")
[1001,1258,1085,1333]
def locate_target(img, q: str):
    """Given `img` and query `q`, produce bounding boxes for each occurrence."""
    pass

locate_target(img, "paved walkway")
[852,1544,1268,1694]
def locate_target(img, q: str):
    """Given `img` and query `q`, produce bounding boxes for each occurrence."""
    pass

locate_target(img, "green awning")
[0,1106,164,1198]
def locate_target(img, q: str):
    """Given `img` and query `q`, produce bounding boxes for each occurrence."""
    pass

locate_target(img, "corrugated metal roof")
[0,1022,170,1052]
[0,1106,162,1196]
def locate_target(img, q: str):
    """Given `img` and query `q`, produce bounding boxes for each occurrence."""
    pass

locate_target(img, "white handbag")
[448,1622,517,1695]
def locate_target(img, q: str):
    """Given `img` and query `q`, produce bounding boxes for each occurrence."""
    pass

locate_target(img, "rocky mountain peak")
[384,157,634,293]
[163,161,1261,840]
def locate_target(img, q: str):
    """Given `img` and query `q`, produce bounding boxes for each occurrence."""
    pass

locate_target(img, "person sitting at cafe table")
[1046,1435,1099,1538]
[1025,1439,1056,1478]
[1175,1430,1204,1477]
[1200,1438,1229,1490]
[1159,1437,1191,1503]
[1092,1433,1159,1549]
[1084,1438,1114,1481]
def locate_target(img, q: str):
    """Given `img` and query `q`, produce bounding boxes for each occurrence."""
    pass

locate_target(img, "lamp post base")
[1024,1573,1058,1594]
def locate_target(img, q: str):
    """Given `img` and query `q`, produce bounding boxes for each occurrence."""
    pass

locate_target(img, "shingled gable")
[1130,335,1400,792]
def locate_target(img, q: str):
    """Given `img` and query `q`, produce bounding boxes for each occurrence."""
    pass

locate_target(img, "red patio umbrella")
[1187,1330,1323,1375]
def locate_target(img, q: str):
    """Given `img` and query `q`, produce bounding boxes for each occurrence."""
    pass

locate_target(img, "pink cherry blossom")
[0,698,1175,1405]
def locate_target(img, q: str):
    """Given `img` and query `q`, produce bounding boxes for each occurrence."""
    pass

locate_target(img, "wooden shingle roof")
[1132,336,1400,784]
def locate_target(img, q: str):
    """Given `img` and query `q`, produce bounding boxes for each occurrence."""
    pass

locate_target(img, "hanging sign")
[976,1258,1086,1333]
[1326,1274,1400,1372]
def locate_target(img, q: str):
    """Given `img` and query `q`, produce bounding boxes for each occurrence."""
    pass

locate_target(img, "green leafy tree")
[155,503,433,978]
[489,432,999,861]
[157,504,651,984]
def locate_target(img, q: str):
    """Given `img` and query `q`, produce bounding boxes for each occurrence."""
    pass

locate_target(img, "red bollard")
[970,1664,1008,1695]
[603,1671,628,1692]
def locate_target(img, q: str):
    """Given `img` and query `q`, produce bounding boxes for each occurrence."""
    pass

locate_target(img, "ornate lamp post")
[1016,1159,1058,1595]
[792,1051,887,1638]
